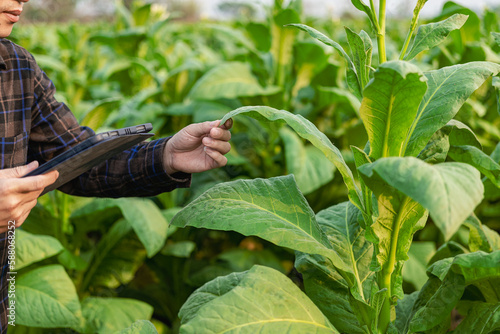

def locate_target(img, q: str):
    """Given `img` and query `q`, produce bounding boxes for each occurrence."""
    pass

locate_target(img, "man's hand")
[0,161,59,232]
[163,119,233,174]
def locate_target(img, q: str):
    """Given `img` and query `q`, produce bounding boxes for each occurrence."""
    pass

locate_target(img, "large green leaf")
[409,273,463,333]
[294,201,374,334]
[359,61,427,160]
[464,215,500,253]
[295,252,367,334]
[117,320,159,334]
[171,175,351,275]
[179,272,246,325]
[454,302,500,333]
[287,24,362,98]
[179,265,339,333]
[81,297,153,334]
[417,120,479,164]
[280,126,335,195]
[404,14,469,60]
[403,62,500,157]
[219,106,362,210]
[80,219,146,291]
[410,251,500,332]
[15,265,82,329]
[315,202,373,298]
[188,62,280,100]
[448,145,500,187]
[359,157,484,240]
[14,229,63,270]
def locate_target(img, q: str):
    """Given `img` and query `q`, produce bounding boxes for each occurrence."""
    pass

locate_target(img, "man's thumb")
[0,161,39,178]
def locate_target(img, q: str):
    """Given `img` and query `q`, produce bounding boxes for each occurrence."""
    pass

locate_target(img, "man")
[0,0,232,331]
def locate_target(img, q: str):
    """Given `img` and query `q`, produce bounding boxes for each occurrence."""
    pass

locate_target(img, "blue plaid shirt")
[0,38,191,332]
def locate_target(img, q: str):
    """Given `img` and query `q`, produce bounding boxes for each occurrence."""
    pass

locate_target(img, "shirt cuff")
[144,136,191,191]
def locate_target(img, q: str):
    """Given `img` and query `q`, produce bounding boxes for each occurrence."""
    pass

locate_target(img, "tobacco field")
[8,0,500,333]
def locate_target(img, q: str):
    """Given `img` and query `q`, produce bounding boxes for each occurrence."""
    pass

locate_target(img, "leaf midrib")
[217,318,336,334]
[194,197,329,249]
[403,66,460,155]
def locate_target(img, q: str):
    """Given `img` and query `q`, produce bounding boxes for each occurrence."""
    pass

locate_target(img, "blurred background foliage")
[7,0,500,332]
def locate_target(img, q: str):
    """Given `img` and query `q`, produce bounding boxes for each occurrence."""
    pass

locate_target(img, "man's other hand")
[0,161,59,232]
[163,119,233,174]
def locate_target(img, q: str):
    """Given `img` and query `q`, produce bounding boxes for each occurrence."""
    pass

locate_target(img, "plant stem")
[377,195,410,332]
[377,0,387,64]
[399,1,425,60]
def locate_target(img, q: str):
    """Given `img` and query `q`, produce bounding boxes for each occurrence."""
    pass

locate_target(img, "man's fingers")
[14,170,59,193]
[186,119,233,139]
[0,161,39,179]
[202,137,231,155]
[209,126,231,141]
[220,118,233,130]
[204,147,228,167]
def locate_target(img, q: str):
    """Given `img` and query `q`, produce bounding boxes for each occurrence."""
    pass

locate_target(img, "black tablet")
[24,123,155,195]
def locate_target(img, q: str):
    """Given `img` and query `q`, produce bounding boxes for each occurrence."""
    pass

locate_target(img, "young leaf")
[359,61,427,160]
[280,126,335,195]
[448,145,500,187]
[345,27,372,90]
[272,9,300,87]
[359,158,484,240]
[15,265,82,330]
[171,175,352,275]
[81,297,153,333]
[187,62,281,100]
[403,62,500,157]
[287,24,362,99]
[219,106,363,211]
[179,265,340,333]
[404,14,469,60]
[14,229,64,270]
[350,0,378,31]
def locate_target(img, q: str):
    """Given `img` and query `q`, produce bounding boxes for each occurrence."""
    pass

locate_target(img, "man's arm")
[27,54,194,197]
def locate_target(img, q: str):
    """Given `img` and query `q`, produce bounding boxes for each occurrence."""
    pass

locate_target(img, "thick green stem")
[377,0,387,64]
[377,195,410,333]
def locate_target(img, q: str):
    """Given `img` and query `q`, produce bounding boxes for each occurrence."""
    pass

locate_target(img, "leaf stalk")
[377,195,410,332]
[399,0,427,60]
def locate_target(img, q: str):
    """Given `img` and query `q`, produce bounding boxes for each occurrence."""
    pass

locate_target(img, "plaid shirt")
[0,39,191,332]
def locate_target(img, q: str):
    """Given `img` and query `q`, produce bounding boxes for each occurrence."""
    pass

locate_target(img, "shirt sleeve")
[27,54,191,197]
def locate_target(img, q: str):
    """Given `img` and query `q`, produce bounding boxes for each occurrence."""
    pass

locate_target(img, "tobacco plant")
[172,1,500,333]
